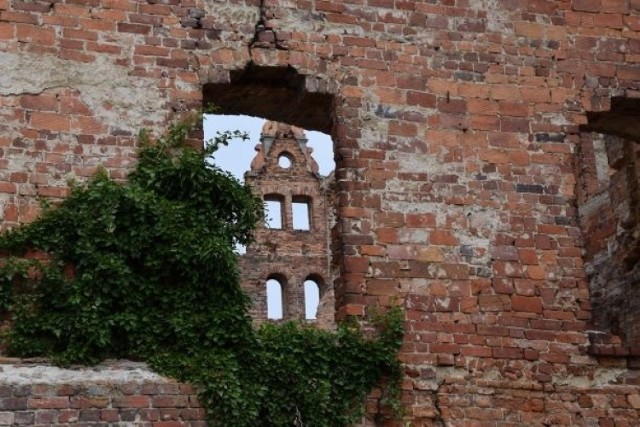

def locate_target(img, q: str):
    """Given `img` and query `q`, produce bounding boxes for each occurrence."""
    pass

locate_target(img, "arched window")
[303,278,320,320]
[266,278,284,320]
[264,194,284,229]
[292,195,312,231]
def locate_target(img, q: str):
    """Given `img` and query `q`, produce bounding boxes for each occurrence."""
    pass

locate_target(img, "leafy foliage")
[0,114,403,426]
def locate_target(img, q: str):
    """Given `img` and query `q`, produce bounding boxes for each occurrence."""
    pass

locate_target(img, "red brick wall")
[0,361,205,426]
[0,0,640,425]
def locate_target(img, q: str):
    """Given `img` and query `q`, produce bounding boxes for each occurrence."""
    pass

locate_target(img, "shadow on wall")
[578,97,640,351]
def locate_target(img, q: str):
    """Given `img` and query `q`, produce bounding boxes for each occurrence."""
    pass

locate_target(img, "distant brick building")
[239,121,336,328]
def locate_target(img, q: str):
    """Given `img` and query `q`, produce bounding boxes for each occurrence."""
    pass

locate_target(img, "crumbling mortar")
[249,0,288,55]
[432,385,445,427]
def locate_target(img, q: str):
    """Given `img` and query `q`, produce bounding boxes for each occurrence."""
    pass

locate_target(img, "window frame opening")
[278,152,293,169]
[266,276,286,320]
[303,276,322,320]
[292,195,312,231]
[264,194,285,229]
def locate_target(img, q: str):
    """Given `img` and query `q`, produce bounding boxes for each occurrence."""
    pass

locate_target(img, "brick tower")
[239,121,335,328]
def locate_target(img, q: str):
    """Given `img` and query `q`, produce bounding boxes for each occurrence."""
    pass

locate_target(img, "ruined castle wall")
[0,360,205,426]
[0,0,640,425]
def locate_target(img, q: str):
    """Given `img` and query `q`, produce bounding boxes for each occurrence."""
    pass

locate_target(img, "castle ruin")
[0,0,640,425]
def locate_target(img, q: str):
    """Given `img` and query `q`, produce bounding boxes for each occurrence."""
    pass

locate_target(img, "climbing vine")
[0,113,403,426]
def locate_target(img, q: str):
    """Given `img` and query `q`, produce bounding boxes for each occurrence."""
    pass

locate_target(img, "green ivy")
[0,113,403,426]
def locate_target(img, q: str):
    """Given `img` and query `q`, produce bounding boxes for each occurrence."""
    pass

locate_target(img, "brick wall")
[0,0,640,425]
[0,360,205,426]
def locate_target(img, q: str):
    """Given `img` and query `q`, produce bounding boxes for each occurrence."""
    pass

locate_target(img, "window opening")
[304,279,320,320]
[202,64,338,328]
[264,197,283,229]
[278,153,292,169]
[292,197,311,230]
[266,278,284,320]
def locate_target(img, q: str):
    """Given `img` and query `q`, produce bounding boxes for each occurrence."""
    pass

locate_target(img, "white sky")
[203,114,334,181]
[203,115,332,320]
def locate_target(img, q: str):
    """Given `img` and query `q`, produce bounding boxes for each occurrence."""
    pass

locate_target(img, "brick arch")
[202,63,336,134]
[304,273,326,294]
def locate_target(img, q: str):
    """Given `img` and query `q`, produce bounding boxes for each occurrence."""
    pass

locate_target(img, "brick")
[79,409,101,421]
[387,245,414,260]
[117,22,150,34]
[0,412,15,425]
[100,409,120,422]
[515,21,545,38]
[70,396,109,409]
[429,230,458,246]
[388,121,417,137]
[493,347,523,359]
[460,346,492,357]
[416,246,444,262]
[405,213,436,228]
[140,408,160,421]
[0,11,38,24]
[20,93,58,111]
[29,112,70,132]
[511,295,543,314]
[16,24,55,45]
[628,394,640,409]
[113,396,150,408]
[468,99,498,115]
[54,3,90,17]
[479,149,509,164]
[34,409,57,424]
[135,44,171,56]
[13,411,34,425]
[367,279,399,296]
[407,91,436,108]
[0,22,14,39]
[479,295,510,311]
[153,422,188,427]
[27,397,69,409]
[573,0,602,12]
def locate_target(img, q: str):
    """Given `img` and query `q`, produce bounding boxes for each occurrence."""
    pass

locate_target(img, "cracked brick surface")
[0,0,640,425]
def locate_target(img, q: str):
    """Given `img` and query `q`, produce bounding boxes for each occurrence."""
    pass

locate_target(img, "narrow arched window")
[266,278,284,319]
[292,196,311,231]
[304,279,320,320]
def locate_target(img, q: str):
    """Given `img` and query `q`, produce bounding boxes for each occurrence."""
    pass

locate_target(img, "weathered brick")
[27,397,69,409]
[511,295,544,314]
[0,1,638,426]
[113,396,150,408]
[117,22,150,34]
[16,23,55,44]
